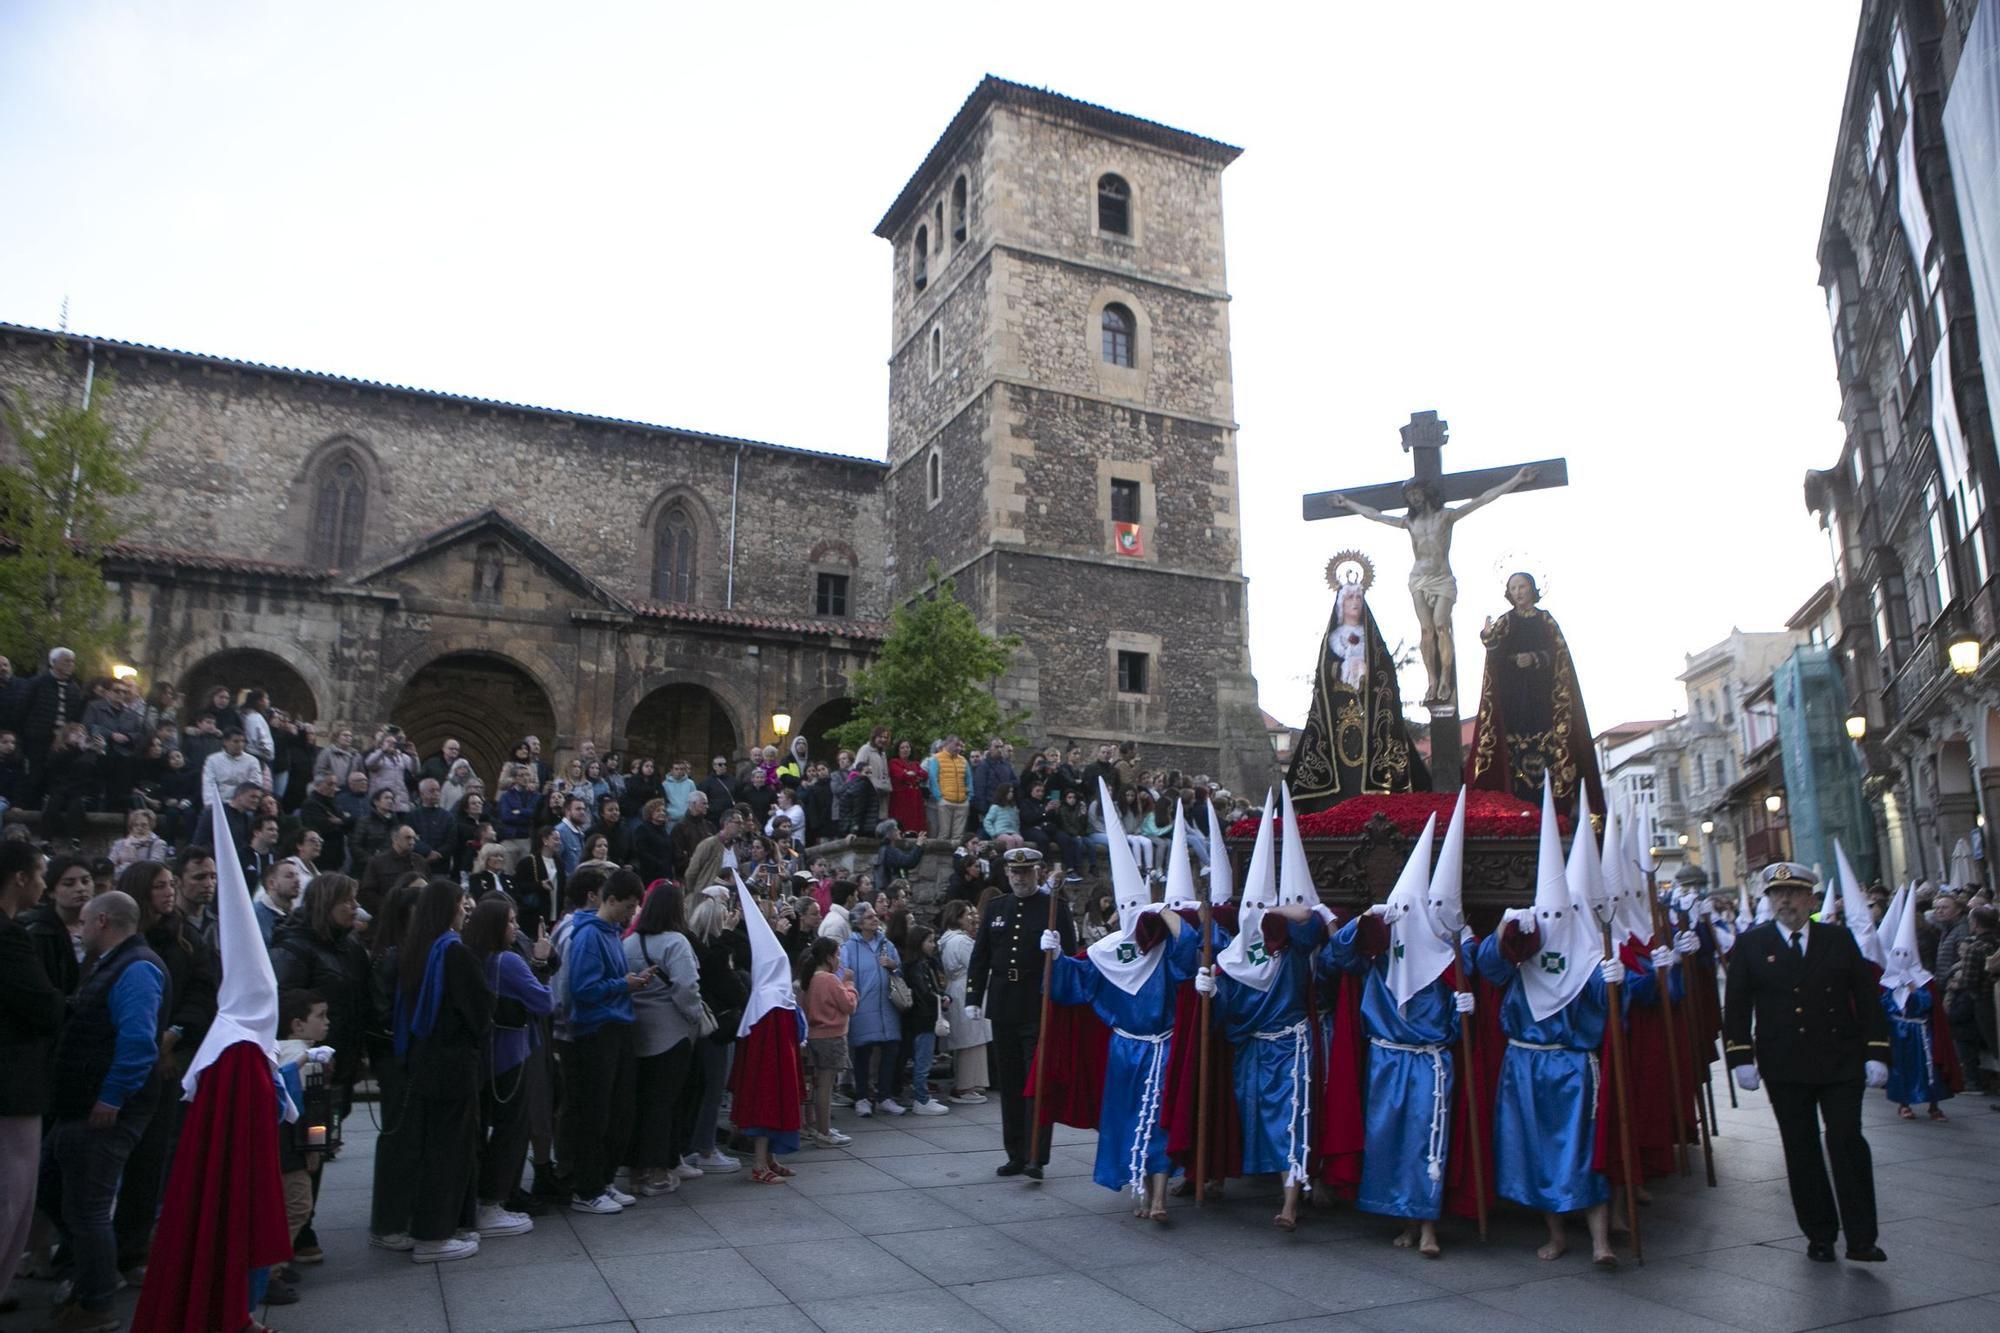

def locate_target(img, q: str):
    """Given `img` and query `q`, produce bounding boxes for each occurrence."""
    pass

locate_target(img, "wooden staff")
[1676,898,1726,1137]
[1644,875,1695,1179]
[1600,923,1643,1263]
[1668,893,1718,1185]
[1030,902,1057,1171]
[1196,900,1214,1204]
[1452,954,1489,1241]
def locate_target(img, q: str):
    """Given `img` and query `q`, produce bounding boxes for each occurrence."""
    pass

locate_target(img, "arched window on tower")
[1097,174,1130,236]
[951,175,968,243]
[653,504,697,603]
[308,452,366,568]
[927,448,942,506]
[913,225,929,291]
[1101,304,1136,368]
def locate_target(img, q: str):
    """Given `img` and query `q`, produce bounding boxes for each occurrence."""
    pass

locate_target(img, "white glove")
[1193,966,1217,997]
[1733,1065,1760,1092]
[1039,929,1062,953]
[934,1017,951,1040]
[1313,903,1337,926]
[962,1005,981,1022]
[1865,1060,1889,1089]
[1500,907,1533,931]
[1460,925,1476,944]
[1366,902,1405,925]
[1675,930,1700,955]
[1599,958,1626,986]
[1453,991,1475,1014]
[1650,946,1675,972]
[305,1045,336,1066]
[1675,890,1697,914]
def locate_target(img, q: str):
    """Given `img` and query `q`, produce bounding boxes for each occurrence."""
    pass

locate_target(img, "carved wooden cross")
[1301,411,1569,519]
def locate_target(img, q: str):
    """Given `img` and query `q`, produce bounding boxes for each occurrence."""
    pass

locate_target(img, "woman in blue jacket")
[840,901,904,1116]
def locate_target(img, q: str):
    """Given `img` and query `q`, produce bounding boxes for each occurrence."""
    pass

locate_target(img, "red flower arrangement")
[1225,790,1565,841]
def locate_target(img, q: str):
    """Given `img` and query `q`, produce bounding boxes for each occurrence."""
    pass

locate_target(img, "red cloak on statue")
[1464,602,1604,816]
[130,1042,292,1333]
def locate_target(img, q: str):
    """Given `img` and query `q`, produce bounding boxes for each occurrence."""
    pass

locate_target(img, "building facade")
[1809,0,2000,887]
[0,78,1273,790]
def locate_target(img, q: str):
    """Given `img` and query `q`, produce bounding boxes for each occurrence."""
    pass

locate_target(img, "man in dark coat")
[0,841,67,1304]
[965,847,1076,1178]
[1725,861,1892,1264]
[20,647,86,777]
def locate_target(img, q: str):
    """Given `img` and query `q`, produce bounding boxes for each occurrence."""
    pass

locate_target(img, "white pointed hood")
[1087,778,1167,995]
[1162,803,1198,913]
[1878,882,1910,956]
[1217,789,1281,990]
[1276,782,1319,908]
[1385,814,1456,1011]
[1521,777,1603,1021]
[184,798,284,1103]
[734,871,797,1038]
[1833,840,1886,970]
[1428,787,1468,937]
[1603,806,1654,948]
[1878,881,1931,1004]
[1205,799,1234,908]
[1567,788,1607,928]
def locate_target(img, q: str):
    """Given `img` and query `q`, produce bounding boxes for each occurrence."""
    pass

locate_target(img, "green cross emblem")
[1539,951,1567,976]
[1116,941,1138,964]
[1392,940,1406,961]
[1246,939,1268,966]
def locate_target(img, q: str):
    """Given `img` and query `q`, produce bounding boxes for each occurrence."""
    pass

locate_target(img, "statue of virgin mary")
[1287,578,1430,812]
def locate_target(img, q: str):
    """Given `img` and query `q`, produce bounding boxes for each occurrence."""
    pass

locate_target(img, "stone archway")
[799,697,858,765]
[391,652,557,789]
[625,683,740,768]
[181,649,320,723]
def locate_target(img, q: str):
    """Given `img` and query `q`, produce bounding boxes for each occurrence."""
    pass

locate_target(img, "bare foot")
[1148,1206,1169,1225]
[1419,1222,1441,1258]
[1274,1212,1297,1232]
[1537,1238,1568,1261]
[1393,1226,1419,1249]
[1634,1186,1653,1205]
[1592,1248,1619,1268]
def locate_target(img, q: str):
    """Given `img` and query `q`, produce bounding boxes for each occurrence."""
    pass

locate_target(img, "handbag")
[888,973,914,1012]
[643,933,722,1039]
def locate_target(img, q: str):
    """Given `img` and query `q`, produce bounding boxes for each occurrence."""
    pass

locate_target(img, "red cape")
[1444,956,1503,1221]
[1316,933,1368,1197]
[1593,940,1695,1185]
[730,1008,803,1134]
[1163,974,1242,1178]
[1927,980,1967,1094]
[1029,954,1112,1130]
[131,1042,292,1333]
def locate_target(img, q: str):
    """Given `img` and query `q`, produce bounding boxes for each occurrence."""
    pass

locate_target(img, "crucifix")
[1302,411,1567,790]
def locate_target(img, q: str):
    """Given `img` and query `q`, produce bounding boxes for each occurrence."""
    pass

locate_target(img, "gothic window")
[926,448,942,507]
[1097,173,1130,235]
[1101,304,1135,367]
[653,504,697,603]
[951,175,968,243]
[913,226,929,292]
[308,453,366,568]
[471,541,504,604]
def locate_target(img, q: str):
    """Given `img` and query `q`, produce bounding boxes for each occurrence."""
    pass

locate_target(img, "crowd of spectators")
[0,651,1261,1330]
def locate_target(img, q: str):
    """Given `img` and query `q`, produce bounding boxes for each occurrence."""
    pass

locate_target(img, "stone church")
[0,77,1273,791]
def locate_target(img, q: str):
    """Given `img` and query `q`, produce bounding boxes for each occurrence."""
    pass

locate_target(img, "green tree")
[832,561,1028,750]
[0,354,145,670]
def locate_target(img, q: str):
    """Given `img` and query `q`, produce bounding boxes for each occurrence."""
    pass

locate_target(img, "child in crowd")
[800,938,857,1148]
[273,989,335,1306]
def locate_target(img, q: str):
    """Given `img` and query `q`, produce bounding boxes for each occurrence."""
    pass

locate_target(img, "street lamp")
[1949,629,1982,676]
[1700,819,1715,835]
[111,664,139,683]
[1678,833,1691,847]
[1765,793,1783,815]
[770,711,792,741]
[1845,713,1867,741]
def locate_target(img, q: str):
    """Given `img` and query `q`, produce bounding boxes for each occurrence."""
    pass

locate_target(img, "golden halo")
[1325,549,1375,593]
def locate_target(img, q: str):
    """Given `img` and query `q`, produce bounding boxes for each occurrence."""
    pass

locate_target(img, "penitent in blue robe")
[1881,987,1950,1107]
[1319,921,1465,1220]
[1477,934,1621,1214]
[1218,915,1327,1180]
[1051,925,1202,1193]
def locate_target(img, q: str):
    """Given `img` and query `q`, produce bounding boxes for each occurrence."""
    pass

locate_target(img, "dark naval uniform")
[966,866,1077,1171]
[1724,863,1890,1256]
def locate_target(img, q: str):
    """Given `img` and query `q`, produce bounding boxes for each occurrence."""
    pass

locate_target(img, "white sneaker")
[692,1150,741,1173]
[412,1236,480,1263]
[878,1098,907,1116]
[673,1160,705,1180]
[637,1169,678,1196]
[854,1098,873,1117]
[949,1090,988,1105]
[605,1184,637,1206]
[453,1228,480,1243]
[368,1232,415,1251]
[571,1193,624,1215]
[830,1092,855,1108]
[910,1098,949,1116]
[822,1127,854,1146]
[474,1204,534,1236]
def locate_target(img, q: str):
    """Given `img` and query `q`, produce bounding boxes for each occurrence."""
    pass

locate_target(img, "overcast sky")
[0,1,1863,732]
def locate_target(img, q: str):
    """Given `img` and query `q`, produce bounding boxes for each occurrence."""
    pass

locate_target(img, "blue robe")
[1052,925,1202,1193]
[1882,987,1950,1106]
[1218,915,1326,1179]
[1319,921,1462,1220]
[1476,933,1618,1214]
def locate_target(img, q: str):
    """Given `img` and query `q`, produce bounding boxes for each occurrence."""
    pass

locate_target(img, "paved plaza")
[17,1069,2000,1333]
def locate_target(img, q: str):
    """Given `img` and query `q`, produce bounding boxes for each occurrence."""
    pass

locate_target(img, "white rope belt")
[1114,1028,1172,1196]
[1252,1019,1312,1186]
[1371,1038,1449,1183]
[1507,1037,1600,1124]
[1891,1014,1935,1091]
